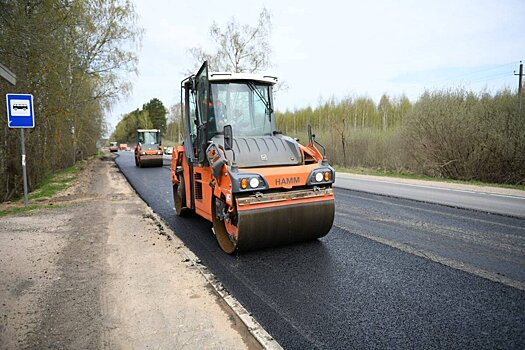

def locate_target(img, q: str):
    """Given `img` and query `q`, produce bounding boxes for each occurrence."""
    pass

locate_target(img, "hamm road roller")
[134,129,164,167]
[171,62,335,253]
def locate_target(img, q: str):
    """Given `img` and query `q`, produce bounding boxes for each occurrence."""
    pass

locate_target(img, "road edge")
[146,206,283,350]
[114,155,283,350]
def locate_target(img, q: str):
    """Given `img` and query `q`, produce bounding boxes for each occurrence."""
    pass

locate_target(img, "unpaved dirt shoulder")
[0,210,71,348]
[0,157,258,349]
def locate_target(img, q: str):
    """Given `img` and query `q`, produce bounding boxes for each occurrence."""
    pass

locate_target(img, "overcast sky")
[107,0,525,132]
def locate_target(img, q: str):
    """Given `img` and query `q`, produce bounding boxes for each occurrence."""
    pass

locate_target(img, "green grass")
[334,166,525,191]
[0,205,44,217]
[1,158,93,217]
[0,204,67,217]
[29,183,70,199]
[28,162,83,200]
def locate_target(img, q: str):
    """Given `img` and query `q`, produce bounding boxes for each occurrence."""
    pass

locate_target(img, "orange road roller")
[134,129,164,167]
[170,62,335,253]
[109,141,119,152]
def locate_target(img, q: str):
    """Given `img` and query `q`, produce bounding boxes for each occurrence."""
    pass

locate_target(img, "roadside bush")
[321,128,405,171]
[278,88,524,185]
[402,89,525,184]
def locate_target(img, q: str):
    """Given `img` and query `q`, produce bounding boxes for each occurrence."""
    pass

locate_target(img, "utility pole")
[514,61,523,94]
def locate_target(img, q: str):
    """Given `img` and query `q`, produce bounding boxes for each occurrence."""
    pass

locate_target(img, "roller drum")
[235,199,335,251]
[139,156,164,167]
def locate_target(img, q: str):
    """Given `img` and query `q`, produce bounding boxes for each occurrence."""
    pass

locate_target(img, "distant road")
[335,173,525,218]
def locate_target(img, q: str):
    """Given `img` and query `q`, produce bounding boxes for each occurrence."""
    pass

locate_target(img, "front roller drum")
[213,199,335,253]
[213,198,239,254]
[138,156,164,167]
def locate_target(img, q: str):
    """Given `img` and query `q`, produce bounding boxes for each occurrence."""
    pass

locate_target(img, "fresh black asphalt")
[115,152,525,349]
[335,189,525,283]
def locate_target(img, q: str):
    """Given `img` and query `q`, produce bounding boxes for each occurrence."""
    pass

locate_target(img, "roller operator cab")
[170,61,335,253]
[134,129,164,167]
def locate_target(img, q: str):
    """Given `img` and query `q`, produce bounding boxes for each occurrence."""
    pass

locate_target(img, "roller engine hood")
[212,134,302,168]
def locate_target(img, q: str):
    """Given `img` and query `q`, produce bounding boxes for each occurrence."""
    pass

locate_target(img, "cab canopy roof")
[137,129,160,132]
[209,72,278,85]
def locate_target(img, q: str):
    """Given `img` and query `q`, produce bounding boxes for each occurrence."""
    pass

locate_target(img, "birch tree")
[189,8,272,73]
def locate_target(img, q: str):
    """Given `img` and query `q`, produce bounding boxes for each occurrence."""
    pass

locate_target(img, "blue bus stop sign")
[6,93,34,128]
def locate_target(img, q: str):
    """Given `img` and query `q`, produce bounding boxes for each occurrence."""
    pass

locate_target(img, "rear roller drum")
[212,197,238,254]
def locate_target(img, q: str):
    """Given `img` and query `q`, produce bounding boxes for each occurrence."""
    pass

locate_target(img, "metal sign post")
[20,129,28,207]
[6,93,35,208]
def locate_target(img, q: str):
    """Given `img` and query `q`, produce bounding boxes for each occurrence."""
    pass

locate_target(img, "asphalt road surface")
[335,173,525,218]
[116,152,525,349]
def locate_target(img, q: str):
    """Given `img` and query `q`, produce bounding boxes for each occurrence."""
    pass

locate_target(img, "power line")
[454,61,516,78]
[424,61,517,85]
[396,61,518,88]
[467,71,511,84]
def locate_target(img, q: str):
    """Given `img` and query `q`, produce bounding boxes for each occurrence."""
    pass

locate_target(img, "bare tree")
[378,94,392,131]
[189,8,272,73]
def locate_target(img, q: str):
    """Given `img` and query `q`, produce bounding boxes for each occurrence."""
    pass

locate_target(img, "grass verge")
[334,166,525,191]
[29,162,84,200]
[0,204,65,218]
[0,160,88,217]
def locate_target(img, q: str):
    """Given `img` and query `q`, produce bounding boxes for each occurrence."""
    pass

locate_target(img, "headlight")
[141,151,146,155]
[241,177,260,189]
[157,151,162,155]
[231,172,268,193]
[308,168,334,185]
[249,177,260,188]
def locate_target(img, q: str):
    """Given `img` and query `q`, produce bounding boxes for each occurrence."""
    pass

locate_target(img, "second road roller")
[170,62,335,253]
[134,129,164,167]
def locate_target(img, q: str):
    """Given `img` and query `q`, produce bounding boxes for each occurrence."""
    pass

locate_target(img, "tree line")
[0,0,141,202]
[276,89,524,185]
[111,98,168,144]
[121,87,524,187]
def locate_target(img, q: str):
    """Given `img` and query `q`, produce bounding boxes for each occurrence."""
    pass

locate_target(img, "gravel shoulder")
[0,155,259,349]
